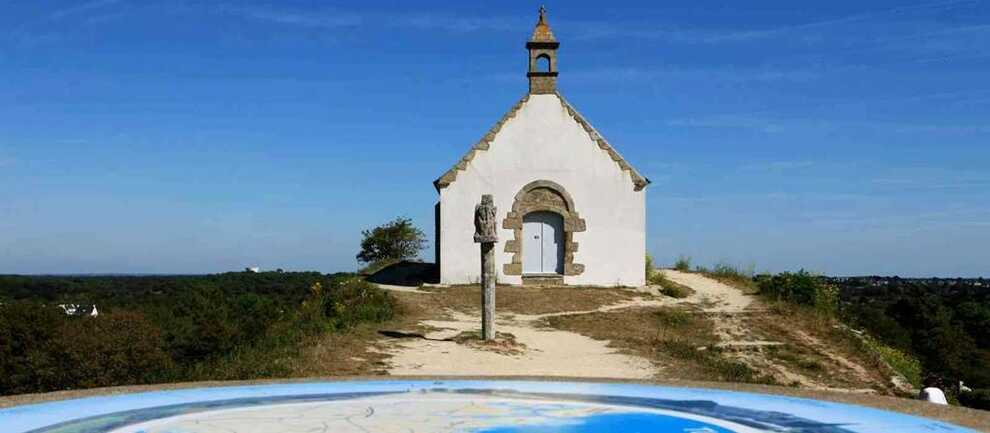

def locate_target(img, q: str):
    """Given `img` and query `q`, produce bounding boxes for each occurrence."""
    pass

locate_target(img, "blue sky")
[1,0,988,276]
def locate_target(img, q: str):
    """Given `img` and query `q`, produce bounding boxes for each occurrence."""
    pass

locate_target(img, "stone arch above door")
[502,180,585,276]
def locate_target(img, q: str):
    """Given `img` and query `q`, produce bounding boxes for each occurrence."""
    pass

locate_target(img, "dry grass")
[294,282,893,395]
[290,323,392,377]
[293,284,640,376]
[414,285,641,315]
[545,307,775,385]
[742,302,894,392]
[698,264,760,295]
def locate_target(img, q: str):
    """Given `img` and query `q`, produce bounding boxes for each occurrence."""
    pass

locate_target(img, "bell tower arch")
[527,6,559,94]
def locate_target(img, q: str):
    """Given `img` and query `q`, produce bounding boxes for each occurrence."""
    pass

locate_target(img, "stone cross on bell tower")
[527,6,559,94]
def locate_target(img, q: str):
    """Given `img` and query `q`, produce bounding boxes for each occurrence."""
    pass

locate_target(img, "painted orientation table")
[0,380,982,433]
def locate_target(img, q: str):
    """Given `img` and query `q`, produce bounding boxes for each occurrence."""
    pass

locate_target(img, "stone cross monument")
[473,194,498,341]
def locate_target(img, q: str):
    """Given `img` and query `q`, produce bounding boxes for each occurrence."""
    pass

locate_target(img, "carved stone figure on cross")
[474,194,498,243]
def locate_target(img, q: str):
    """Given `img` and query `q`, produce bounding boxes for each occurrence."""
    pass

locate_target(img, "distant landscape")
[829,275,990,408]
[0,269,987,410]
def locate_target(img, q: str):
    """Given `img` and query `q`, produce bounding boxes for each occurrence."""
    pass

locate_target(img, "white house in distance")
[434,8,649,287]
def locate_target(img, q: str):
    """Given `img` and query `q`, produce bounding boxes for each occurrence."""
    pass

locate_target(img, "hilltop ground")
[294,270,911,396]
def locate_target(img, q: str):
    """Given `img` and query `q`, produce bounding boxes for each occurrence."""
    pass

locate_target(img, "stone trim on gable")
[433,95,531,191]
[554,92,651,191]
[502,180,585,277]
[432,92,650,193]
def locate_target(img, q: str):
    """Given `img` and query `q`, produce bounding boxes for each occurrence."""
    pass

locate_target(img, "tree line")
[0,272,394,396]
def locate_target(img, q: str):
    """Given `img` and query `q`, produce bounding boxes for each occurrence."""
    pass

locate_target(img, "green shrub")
[0,302,69,394]
[696,262,758,294]
[959,389,990,410]
[56,311,173,389]
[645,254,655,278]
[323,279,395,330]
[862,334,922,387]
[710,262,753,280]
[756,270,838,316]
[674,255,692,271]
[0,304,172,393]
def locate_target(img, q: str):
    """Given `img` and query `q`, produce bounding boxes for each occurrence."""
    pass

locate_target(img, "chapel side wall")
[433,200,443,266]
[438,94,646,287]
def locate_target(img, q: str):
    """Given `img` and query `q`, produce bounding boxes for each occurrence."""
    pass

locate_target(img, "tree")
[356,217,426,265]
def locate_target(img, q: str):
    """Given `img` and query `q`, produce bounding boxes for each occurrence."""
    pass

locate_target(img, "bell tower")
[527,6,559,94]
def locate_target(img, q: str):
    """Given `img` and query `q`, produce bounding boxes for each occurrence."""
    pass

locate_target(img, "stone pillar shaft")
[481,242,495,340]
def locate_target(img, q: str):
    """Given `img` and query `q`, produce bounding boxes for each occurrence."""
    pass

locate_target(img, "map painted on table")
[0,380,980,433]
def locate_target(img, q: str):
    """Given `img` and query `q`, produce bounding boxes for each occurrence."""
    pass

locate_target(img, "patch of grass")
[547,307,774,385]
[765,345,825,373]
[412,284,638,316]
[673,255,692,272]
[798,359,826,371]
[699,262,759,294]
[657,340,773,384]
[292,322,392,377]
[649,272,694,299]
[654,308,692,328]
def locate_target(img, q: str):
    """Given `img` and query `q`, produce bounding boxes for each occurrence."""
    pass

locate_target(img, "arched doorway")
[522,211,564,274]
[502,180,586,277]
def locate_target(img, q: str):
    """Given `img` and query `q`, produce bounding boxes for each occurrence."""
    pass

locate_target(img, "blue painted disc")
[0,380,980,433]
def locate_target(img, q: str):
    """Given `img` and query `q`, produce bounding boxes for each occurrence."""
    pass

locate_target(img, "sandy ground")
[660,269,752,313]
[374,291,668,378]
[379,310,656,378]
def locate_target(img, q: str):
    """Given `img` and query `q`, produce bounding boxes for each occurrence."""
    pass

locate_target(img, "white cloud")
[49,0,126,21]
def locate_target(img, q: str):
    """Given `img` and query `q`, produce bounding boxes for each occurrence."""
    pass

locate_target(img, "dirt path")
[370,273,892,393]
[374,289,667,379]
[372,274,764,380]
[660,269,752,313]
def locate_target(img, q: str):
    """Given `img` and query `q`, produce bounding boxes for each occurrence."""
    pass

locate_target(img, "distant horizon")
[2,1,988,276]
[2,267,987,279]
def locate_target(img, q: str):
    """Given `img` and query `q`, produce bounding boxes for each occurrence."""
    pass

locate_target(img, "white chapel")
[434,8,649,287]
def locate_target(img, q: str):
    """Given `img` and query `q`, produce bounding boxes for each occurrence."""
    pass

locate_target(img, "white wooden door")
[523,215,543,274]
[522,211,564,274]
